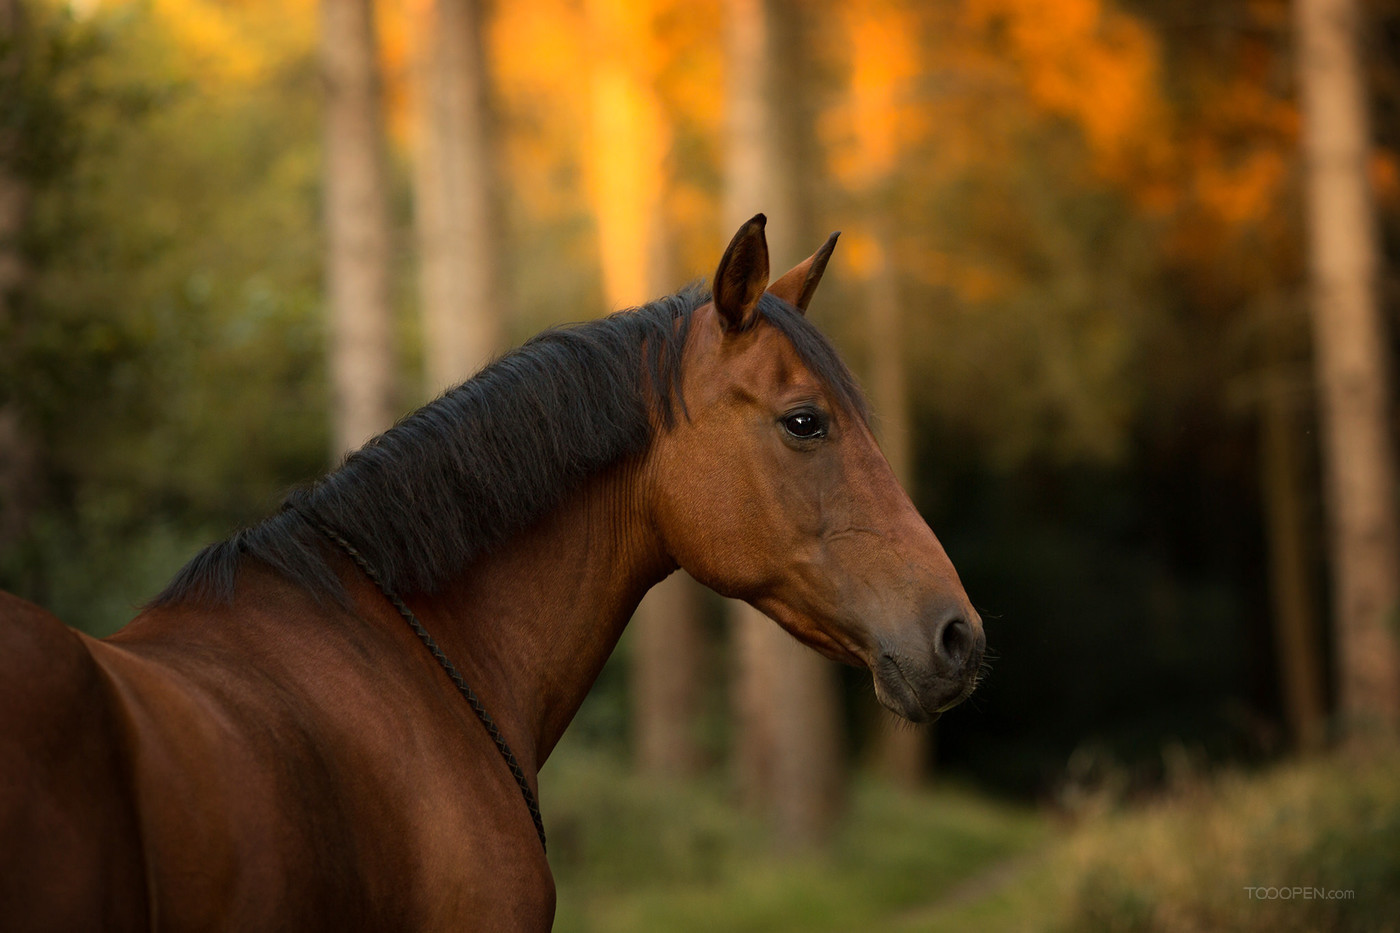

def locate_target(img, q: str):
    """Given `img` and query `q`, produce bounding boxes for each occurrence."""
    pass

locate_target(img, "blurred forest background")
[2,0,1399,929]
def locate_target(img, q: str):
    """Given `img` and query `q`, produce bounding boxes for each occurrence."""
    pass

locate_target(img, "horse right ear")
[713,214,770,333]
[767,231,839,314]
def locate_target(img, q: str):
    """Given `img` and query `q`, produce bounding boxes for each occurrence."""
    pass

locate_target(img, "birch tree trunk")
[413,0,506,396]
[1294,0,1400,734]
[321,0,397,456]
[726,0,844,847]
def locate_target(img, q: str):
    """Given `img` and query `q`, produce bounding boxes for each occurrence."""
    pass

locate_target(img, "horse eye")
[782,411,826,439]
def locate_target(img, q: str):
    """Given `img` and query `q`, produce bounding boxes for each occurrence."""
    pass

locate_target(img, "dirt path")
[888,849,1046,930]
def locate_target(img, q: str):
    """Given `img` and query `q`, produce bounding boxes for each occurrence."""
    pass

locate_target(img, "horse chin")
[873,679,940,724]
[871,653,974,724]
[870,659,931,723]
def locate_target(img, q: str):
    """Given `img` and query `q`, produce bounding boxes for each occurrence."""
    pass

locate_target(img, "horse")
[0,215,985,931]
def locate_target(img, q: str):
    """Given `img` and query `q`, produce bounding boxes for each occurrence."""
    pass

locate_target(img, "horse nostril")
[937,615,973,669]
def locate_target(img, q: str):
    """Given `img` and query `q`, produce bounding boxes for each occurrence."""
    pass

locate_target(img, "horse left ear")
[714,214,770,332]
[766,231,839,314]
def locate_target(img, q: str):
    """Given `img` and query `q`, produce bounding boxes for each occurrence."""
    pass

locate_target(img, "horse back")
[0,590,150,931]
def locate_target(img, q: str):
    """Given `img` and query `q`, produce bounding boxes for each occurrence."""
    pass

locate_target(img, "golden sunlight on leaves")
[491,0,590,222]
[653,0,722,140]
[1164,30,1299,260]
[1191,147,1289,228]
[966,0,1167,180]
[824,0,922,190]
[377,0,418,144]
[583,0,671,309]
[138,0,316,85]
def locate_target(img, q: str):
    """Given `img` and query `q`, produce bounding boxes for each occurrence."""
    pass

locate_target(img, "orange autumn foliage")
[966,0,1167,179]
[110,0,1333,304]
[581,0,672,308]
[824,0,922,191]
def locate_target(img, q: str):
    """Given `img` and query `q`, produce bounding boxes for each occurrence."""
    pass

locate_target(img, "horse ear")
[713,214,770,332]
[766,231,839,315]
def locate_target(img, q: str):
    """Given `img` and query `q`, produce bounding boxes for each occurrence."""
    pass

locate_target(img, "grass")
[542,745,1048,933]
[1041,744,1400,933]
[540,741,1400,933]
[924,744,1400,933]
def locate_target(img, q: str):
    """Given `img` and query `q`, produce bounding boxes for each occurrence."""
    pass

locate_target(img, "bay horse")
[0,215,984,931]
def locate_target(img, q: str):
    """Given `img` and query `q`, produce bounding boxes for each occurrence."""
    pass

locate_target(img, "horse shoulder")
[0,590,150,930]
[93,584,555,930]
[404,754,557,931]
[292,625,558,930]
[88,599,378,930]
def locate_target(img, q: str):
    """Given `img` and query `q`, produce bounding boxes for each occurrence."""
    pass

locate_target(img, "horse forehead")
[733,326,814,389]
[686,308,820,396]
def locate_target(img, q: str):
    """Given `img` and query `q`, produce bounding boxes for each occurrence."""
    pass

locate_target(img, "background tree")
[321,0,397,454]
[1294,0,1400,735]
[1260,289,1327,750]
[725,0,845,847]
[831,0,931,787]
[580,0,708,779]
[412,0,507,396]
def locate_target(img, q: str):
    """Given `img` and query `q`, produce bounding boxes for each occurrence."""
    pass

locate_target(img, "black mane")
[153,288,867,608]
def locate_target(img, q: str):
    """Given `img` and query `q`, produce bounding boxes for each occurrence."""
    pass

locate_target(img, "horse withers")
[0,215,984,931]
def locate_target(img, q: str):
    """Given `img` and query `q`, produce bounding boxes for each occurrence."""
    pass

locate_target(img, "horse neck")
[413,455,672,771]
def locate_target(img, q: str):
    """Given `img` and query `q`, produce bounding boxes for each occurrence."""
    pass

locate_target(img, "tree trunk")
[321,0,397,456]
[579,0,706,779]
[633,572,706,777]
[863,211,930,786]
[725,0,845,848]
[770,625,845,848]
[0,0,38,556]
[1294,0,1400,735]
[1260,299,1327,751]
[732,602,779,807]
[413,0,507,397]
[732,601,844,848]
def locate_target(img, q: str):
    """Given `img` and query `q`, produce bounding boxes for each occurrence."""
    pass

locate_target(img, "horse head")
[649,215,985,722]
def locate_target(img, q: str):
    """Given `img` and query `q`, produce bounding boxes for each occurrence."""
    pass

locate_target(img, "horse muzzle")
[870,608,985,723]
